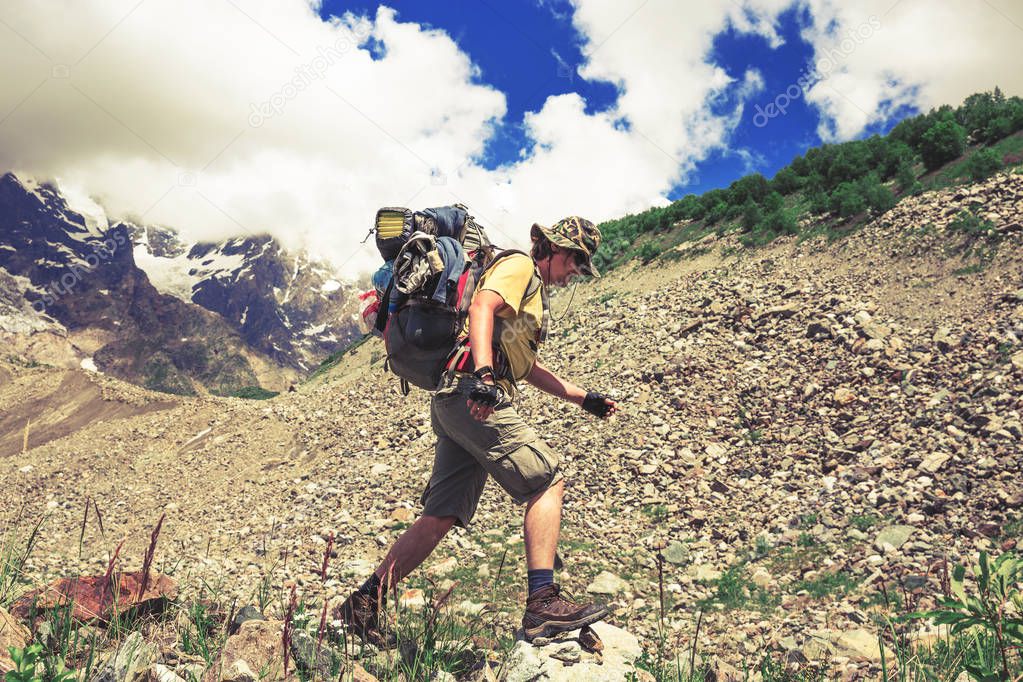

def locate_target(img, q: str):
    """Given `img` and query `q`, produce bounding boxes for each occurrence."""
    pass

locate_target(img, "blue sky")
[321,1,914,200]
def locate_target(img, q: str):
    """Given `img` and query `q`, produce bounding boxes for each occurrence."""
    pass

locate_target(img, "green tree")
[762,191,784,214]
[920,117,967,171]
[728,173,770,206]
[770,166,801,194]
[705,200,729,225]
[740,199,762,232]
[761,207,798,236]
[829,182,866,217]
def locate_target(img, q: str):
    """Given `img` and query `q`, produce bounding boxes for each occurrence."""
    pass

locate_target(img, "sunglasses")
[571,250,592,273]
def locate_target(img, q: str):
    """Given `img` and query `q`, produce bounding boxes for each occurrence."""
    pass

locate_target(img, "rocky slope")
[1,172,1022,680]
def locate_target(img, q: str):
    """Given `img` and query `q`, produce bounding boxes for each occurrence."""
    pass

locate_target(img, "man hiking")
[336,216,618,646]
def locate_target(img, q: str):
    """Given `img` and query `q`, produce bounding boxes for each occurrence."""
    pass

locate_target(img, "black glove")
[457,375,505,406]
[582,391,614,418]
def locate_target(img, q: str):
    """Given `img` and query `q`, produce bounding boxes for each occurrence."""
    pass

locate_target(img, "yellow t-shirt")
[470,253,544,394]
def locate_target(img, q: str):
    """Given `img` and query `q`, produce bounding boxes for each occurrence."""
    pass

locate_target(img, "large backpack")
[370,204,547,392]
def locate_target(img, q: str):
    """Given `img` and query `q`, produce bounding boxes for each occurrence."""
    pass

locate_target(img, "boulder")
[503,622,649,682]
[662,541,690,566]
[228,606,265,635]
[833,628,894,662]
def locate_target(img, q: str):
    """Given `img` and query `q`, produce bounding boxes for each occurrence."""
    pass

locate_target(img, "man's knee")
[528,478,564,506]
[419,514,457,540]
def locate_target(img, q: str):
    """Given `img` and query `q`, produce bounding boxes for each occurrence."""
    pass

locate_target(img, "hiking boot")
[332,591,396,649]
[521,583,610,641]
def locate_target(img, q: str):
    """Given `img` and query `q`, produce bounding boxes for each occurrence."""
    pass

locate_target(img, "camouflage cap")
[530,216,602,277]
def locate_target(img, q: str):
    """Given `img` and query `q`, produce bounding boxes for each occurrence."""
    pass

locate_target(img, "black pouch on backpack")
[383,299,461,390]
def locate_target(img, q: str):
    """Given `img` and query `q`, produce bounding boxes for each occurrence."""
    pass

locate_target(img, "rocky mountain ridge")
[1,172,1021,680]
[0,172,360,393]
[130,224,359,371]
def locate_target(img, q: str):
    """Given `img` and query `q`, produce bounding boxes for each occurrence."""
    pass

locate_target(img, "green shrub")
[860,173,896,214]
[635,242,661,263]
[228,385,279,400]
[949,210,994,236]
[761,207,798,235]
[966,148,1004,181]
[896,160,918,192]
[770,166,801,194]
[907,552,1023,681]
[740,200,762,232]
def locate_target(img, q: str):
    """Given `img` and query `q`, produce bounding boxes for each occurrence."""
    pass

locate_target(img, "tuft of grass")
[697,564,780,613]
[0,512,44,607]
[792,572,859,599]
[641,504,669,523]
[849,514,879,531]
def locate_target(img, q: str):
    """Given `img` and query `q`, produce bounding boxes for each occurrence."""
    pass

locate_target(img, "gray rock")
[229,605,265,635]
[146,664,186,682]
[290,630,336,680]
[504,641,547,682]
[90,632,159,682]
[919,453,951,474]
[859,321,891,340]
[662,541,690,566]
[875,525,917,551]
[933,327,959,352]
[586,571,627,595]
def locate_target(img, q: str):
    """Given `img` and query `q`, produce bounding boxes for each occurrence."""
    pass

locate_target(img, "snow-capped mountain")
[129,226,360,371]
[0,172,359,393]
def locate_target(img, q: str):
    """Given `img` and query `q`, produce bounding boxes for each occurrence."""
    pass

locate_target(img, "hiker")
[337,216,618,646]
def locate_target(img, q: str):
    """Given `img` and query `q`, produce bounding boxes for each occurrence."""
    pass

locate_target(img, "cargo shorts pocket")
[491,440,559,503]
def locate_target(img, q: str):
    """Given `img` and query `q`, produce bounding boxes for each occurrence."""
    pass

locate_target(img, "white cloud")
[1,0,794,274]
[799,0,1023,140]
[4,0,1015,277]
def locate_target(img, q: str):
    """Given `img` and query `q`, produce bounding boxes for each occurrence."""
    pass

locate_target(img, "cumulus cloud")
[799,0,1023,140]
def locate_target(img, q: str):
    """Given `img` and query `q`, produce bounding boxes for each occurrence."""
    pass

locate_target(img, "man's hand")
[458,374,504,422]
[582,391,618,418]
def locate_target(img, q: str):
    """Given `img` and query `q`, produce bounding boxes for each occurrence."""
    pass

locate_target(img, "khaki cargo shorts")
[420,372,563,528]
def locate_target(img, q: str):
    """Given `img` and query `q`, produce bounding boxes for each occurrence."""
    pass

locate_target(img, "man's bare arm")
[527,361,618,417]
[467,290,509,373]
[525,361,586,405]
[464,290,510,421]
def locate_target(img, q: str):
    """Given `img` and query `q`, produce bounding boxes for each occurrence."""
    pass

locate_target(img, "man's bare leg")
[520,479,608,640]
[524,479,564,570]
[373,514,457,584]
